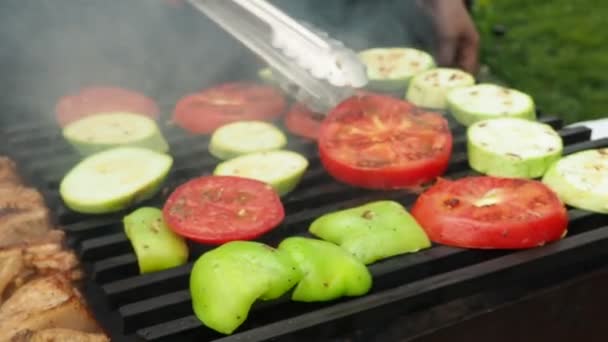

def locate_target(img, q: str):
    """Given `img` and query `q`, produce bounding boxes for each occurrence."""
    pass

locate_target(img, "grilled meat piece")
[11,328,109,342]
[0,157,22,187]
[0,231,81,302]
[0,157,107,340]
[0,186,53,248]
[0,275,103,341]
[0,248,23,303]
[22,233,80,278]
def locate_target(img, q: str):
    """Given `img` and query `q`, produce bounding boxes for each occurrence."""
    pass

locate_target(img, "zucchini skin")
[62,112,169,156]
[59,148,173,214]
[65,130,169,156]
[213,150,308,196]
[447,84,537,127]
[405,68,475,110]
[208,121,287,160]
[542,149,608,213]
[467,119,562,179]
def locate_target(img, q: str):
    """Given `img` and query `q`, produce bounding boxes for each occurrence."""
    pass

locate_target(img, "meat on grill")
[0,156,108,341]
[0,186,54,249]
[0,157,22,187]
[0,274,105,341]
[11,328,110,342]
[0,230,81,303]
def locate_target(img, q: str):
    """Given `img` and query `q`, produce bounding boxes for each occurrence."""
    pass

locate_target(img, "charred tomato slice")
[163,176,285,245]
[411,176,569,249]
[172,82,286,134]
[318,93,452,189]
[283,103,324,140]
[55,86,160,127]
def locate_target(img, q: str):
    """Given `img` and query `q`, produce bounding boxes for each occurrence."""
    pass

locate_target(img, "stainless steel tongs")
[186,0,368,114]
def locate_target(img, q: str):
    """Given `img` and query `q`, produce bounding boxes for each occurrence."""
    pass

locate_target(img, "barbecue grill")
[2,100,608,341]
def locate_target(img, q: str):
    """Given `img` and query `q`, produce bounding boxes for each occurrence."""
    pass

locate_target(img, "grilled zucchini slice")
[542,148,608,213]
[467,118,563,179]
[406,68,475,109]
[208,121,287,160]
[213,150,308,196]
[447,83,536,126]
[62,112,169,156]
[358,47,435,92]
[60,147,173,214]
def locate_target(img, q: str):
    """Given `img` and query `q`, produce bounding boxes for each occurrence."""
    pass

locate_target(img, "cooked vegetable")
[405,68,475,109]
[318,93,453,189]
[358,47,435,92]
[411,177,569,249]
[447,83,536,126]
[60,147,173,214]
[208,121,287,160]
[55,86,160,127]
[190,241,302,335]
[467,118,563,178]
[123,207,188,274]
[62,112,169,156]
[277,237,372,302]
[257,67,279,87]
[283,103,324,140]
[542,148,608,213]
[309,201,431,264]
[163,176,284,245]
[213,150,308,196]
[173,82,286,135]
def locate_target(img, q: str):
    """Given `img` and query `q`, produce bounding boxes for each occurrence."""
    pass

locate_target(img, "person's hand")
[418,0,480,74]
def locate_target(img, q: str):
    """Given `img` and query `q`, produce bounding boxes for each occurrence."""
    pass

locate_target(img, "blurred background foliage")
[472,0,608,123]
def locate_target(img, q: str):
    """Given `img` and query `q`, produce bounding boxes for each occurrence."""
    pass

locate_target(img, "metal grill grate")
[3,110,608,342]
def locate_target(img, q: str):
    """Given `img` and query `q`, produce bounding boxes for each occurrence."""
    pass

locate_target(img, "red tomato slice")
[172,82,287,134]
[317,93,453,189]
[411,177,569,249]
[55,86,160,127]
[283,103,324,140]
[162,176,285,245]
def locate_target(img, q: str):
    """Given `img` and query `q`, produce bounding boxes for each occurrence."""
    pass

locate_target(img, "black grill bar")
[3,110,607,342]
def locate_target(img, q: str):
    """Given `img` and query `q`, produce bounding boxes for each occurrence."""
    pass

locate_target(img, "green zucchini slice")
[467,118,563,179]
[357,47,435,92]
[60,147,173,214]
[213,150,308,196]
[447,83,536,126]
[123,207,188,274]
[62,112,169,156]
[208,121,287,160]
[542,148,608,213]
[405,68,475,109]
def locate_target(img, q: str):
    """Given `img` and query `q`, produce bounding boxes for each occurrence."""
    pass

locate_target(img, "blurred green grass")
[472,0,608,123]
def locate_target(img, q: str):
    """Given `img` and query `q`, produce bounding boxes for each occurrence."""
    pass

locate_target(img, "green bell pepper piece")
[278,237,372,302]
[123,207,189,274]
[309,200,431,265]
[190,241,302,335]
